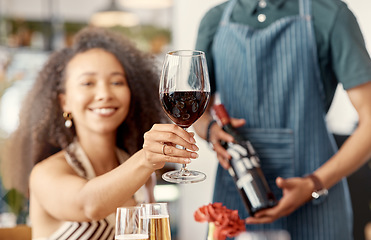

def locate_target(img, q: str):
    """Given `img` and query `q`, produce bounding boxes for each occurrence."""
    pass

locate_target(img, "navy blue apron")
[211,0,353,239]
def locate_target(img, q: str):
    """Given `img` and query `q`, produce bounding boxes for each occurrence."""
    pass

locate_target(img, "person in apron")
[193,0,371,239]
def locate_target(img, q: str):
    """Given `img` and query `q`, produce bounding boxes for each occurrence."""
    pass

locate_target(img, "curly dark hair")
[1,27,167,195]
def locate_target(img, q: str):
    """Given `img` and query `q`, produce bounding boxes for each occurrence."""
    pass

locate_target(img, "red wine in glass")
[159,50,211,183]
[160,91,210,128]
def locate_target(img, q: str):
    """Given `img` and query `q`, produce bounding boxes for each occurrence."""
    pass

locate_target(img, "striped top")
[34,140,149,240]
[43,219,115,240]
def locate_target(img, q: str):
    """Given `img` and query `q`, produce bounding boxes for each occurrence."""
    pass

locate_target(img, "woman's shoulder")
[30,151,70,178]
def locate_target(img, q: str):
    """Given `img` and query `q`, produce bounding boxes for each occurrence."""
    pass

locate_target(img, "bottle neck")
[222,124,245,145]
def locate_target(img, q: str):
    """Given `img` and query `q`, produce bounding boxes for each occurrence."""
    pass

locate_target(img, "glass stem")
[180,127,189,174]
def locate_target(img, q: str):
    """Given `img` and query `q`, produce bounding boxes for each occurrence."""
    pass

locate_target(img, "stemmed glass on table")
[159,50,211,183]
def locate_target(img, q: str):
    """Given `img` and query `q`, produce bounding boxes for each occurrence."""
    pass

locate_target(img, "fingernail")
[184,158,191,163]
[190,137,196,144]
[191,152,198,158]
[192,145,199,151]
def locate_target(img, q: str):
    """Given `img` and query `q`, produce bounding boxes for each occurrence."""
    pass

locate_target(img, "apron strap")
[300,0,327,106]
[299,0,311,17]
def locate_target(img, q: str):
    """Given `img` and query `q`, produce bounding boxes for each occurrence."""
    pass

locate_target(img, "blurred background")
[0,0,370,239]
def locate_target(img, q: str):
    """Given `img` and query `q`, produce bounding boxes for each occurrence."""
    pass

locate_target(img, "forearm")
[80,150,153,220]
[315,120,371,189]
[314,81,371,190]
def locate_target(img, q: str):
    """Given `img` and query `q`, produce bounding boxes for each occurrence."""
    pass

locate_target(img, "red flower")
[194,203,246,240]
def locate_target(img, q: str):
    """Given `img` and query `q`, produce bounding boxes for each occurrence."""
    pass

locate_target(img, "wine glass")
[159,50,211,183]
[141,203,171,240]
[115,206,148,240]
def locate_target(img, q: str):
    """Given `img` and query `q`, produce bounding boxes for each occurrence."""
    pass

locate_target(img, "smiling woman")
[59,48,132,135]
[0,27,200,240]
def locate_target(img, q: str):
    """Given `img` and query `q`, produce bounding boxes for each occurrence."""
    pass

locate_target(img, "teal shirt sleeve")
[195,3,227,94]
[330,3,371,90]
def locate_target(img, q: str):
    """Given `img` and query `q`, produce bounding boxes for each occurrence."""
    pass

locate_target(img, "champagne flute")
[159,50,211,184]
[141,203,171,240]
[115,206,148,240]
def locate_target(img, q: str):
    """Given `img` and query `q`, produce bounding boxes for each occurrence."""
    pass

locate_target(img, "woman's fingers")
[151,124,196,143]
[147,124,198,150]
[142,124,200,168]
[144,141,198,160]
[143,144,192,168]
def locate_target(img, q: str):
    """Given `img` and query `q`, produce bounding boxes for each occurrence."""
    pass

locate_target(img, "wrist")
[206,120,217,143]
[305,173,328,203]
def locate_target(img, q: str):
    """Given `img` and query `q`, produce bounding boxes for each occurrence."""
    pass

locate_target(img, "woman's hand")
[245,176,314,224]
[142,123,199,170]
[208,118,246,169]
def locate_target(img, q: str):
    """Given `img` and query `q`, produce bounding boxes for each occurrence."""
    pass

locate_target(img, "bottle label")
[236,173,253,188]
[227,142,247,157]
[234,160,246,174]
[250,155,261,168]
[242,157,253,169]
[245,141,257,155]
[227,142,259,169]
[227,145,242,160]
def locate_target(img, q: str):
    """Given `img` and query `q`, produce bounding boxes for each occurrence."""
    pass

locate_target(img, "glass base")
[162,169,206,184]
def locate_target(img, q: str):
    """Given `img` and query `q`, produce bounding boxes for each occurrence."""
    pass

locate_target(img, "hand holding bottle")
[211,104,277,216]
[245,176,315,224]
[208,117,246,169]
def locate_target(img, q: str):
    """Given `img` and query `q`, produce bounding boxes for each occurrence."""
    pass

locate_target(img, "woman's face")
[60,48,131,136]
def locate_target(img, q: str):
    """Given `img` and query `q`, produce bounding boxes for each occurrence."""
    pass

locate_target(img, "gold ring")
[162,143,167,155]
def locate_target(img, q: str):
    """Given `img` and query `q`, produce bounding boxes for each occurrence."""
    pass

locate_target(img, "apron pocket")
[239,127,295,199]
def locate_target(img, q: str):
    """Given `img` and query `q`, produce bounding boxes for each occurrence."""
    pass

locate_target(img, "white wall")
[172,1,371,240]
[171,0,226,50]
[343,0,371,52]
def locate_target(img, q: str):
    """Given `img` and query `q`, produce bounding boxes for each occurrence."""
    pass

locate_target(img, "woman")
[1,27,199,239]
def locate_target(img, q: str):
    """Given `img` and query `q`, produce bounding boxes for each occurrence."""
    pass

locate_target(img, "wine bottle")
[212,104,277,216]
